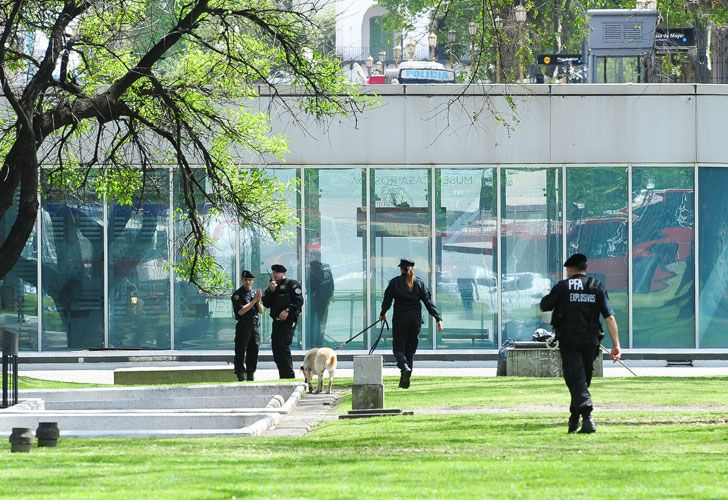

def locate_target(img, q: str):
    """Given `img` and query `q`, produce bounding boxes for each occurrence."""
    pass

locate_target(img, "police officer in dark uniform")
[231,270,263,381]
[379,258,444,389]
[261,264,303,379]
[540,253,621,434]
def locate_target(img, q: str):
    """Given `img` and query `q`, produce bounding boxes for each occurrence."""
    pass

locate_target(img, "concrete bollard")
[36,422,60,447]
[9,427,33,453]
[352,355,384,410]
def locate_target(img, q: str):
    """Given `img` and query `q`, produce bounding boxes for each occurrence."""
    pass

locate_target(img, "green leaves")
[0,0,365,288]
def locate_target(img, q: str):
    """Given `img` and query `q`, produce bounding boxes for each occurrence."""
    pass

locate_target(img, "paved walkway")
[19,360,728,385]
[261,391,341,437]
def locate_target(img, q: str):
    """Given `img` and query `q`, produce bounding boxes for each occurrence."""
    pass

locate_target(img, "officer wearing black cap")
[379,258,444,389]
[540,253,621,434]
[231,270,263,381]
[261,264,303,379]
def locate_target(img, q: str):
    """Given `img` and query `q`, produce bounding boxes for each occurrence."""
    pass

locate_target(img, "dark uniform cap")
[563,253,587,267]
[398,258,415,268]
[241,270,255,279]
[271,264,287,273]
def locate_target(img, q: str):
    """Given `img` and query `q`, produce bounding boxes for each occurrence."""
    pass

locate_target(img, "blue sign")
[399,69,455,83]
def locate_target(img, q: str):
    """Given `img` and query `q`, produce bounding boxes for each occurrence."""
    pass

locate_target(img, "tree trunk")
[0,130,40,280]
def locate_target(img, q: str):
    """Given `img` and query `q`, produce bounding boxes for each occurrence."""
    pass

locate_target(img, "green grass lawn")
[4,376,728,499]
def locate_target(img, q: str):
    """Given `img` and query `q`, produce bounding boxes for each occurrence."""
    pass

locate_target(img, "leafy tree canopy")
[0,0,365,292]
[376,0,728,79]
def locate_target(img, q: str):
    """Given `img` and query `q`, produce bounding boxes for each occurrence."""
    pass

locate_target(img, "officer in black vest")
[231,270,263,381]
[379,258,444,389]
[540,253,621,434]
[262,264,303,379]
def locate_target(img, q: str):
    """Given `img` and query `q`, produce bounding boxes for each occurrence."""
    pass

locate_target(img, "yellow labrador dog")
[300,347,337,394]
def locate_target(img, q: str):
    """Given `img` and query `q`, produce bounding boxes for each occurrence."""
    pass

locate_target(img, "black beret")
[271,264,287,273]
[241,270,255,279]
[563,253,587,267]
[398,258,415,268]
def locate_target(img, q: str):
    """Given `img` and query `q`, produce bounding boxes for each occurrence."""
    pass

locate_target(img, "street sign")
[655,28,695,48]
[537,54,583,66]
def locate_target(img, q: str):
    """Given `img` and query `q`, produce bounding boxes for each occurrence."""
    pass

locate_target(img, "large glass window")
[108,170,171,348]
[371,168,432,349]
[436,168,497,348]
[698,167,728,347]
[566,167,629,347]
[501,167,562,341]
[240,168,301,350]
[174,171,237,350]
[305,168,366,349]
[632,167,694,347]
[41,175,104,349]
[0,191,39,351]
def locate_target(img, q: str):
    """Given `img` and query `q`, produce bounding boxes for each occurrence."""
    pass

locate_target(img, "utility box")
[505,341,603,377]
[587,9,658,82]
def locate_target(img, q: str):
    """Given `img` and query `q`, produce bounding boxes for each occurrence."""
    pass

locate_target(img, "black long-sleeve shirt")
[380,275,442,322]
[540,274,614,338]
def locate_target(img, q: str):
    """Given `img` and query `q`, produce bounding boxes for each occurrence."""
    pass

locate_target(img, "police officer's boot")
[398,364,412,389]
[568,414,580,434]
[236,373,246,382]
[578,414,596,434]
[245,372,255,381]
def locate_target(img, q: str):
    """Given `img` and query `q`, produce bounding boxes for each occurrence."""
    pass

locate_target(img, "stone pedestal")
[352,355,384,410]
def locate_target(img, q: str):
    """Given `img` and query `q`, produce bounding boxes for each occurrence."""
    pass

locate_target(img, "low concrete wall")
[114,366,239,385]
[506,345,603,377]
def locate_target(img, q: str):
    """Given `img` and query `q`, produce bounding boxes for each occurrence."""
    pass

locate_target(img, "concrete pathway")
[260,390,341,437]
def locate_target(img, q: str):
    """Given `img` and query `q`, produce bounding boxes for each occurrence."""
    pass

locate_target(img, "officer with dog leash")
[262,264,303,379]
[231,270,263,381]
[379,258,444,389]
[540,253,621,434]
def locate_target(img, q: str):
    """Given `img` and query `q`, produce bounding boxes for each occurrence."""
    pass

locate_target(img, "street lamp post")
[365,55,373,77]
[494,15,503,83]
[378,50,387,73]
[468,21,477,74]
[406,39,416,61]
[428,31,437,62]
[515,3,527,83]
[447,28,456,68]
[393,45,402,67]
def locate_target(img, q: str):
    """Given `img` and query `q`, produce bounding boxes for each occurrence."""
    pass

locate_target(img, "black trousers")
[559,335,600,417]
[234,321,260,376]
[271,319,296,379]
[392,314,421,370]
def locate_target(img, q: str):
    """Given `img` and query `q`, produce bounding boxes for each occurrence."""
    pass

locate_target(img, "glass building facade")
[1,164,727,352]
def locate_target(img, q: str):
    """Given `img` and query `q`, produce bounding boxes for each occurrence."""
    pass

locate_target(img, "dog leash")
[368,318,389,355]
[332,318,387,351]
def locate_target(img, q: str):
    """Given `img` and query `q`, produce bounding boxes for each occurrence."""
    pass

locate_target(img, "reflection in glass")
[566,167,628,347]
[41,175,104,349]
[501,167,562,341]
[174,171,237,350]
[595,57,641,83]
[371,168,432,349]
[240,169,301,350]
[304,169,365,349]
[632,167,694,347]
[108,170,171,348]
[0,191,39,351]
[436,168,497,348]
[698,167,728,347]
